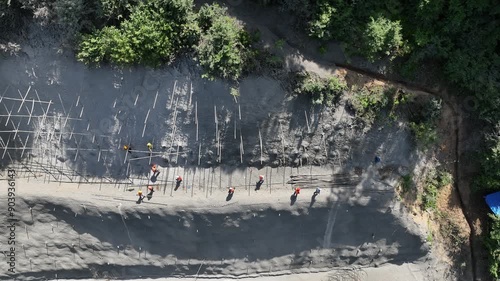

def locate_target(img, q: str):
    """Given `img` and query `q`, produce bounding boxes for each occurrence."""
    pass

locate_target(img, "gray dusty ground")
[0,23,455,281]
[0,164,446,281]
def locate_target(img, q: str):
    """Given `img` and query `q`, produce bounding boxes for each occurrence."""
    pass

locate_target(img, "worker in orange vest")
[228,187,235,194]
[293,187,301,196]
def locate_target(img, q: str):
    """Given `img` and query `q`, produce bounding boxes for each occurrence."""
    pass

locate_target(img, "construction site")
[0,9,472,281]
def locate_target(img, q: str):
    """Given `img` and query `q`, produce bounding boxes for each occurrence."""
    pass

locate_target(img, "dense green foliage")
[196,4,250,81]
[0,0,27,40]
[422,169,452,210]
[294,73,346,105]
[486,213,500,278]
[475,128,500,192]
[279,0,500,121]
[407,97,441,149]
[400,174,414,193]
[76,1,249,79]
[77,0,196,67]
[350,85,389,123]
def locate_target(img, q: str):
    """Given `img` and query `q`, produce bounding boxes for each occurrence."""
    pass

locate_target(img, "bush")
[408,97,441,149]
[350,85,389,123]
[197,3,226,31]
[55,0,84,33]
[361,16,407,61]
[486,214,500,279]
[197,4,250,80]
[409,121,438,149]
[474,127,500,192]
[308,0,354,41]
[422,170,439,210]
[77,0,197,67]
[400,174,413,193]
[422,168,452,211]
[439,170,453,187]
[295,73,346,105]
[100,0,138,21]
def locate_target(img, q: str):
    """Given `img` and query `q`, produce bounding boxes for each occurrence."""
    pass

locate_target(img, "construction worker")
[137,190,145,201]
[255,175,264,191]
[314,187,321,196]
[293,187,301,196]
[174,175,183,190]
[123,145,132,153]
[147,185,154,196]
[228,187,235,194]
[151,164,160,177]
[147,142,153,152]
[175,175,183,184]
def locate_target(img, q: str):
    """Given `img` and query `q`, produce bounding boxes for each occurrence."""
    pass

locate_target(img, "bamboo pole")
[169,80,177,109]
[259,128,263,165]
[0,84,10,103]
[58,93,66,115]
[142,109,150,138]
[153,91,159,109]
[27,99,34,125]
[198,143,201,166]
[304,110,310,133]
[195,101,198,142]
[17,86,31,113]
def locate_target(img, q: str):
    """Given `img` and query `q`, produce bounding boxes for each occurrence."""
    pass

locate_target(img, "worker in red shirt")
[258,175,264,184]
[174,175,183,190]
[151,164,160,177]
[293,187,301,196]
[255,175,264,191]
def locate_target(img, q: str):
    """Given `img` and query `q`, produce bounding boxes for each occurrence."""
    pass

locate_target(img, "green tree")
[197,5,248,80]
[361,16,407,61]
[197,3,226,31]
[475,130,500,192]
[295,73,346,105]
[486,214,500,278]
[77,0,197,67]
[54,0,84,36]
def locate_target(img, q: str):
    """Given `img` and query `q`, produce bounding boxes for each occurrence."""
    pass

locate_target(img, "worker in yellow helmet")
[123,144,132,153]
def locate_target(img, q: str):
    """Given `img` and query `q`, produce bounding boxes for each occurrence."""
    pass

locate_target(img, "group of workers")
[223,176,322,198]
[125,142,322,203]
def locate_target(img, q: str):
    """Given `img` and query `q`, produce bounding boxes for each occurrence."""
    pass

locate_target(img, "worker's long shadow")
[174,181,181,191]
[290,194,297,205]
[226,193,233,201]
[309,194,318,208]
